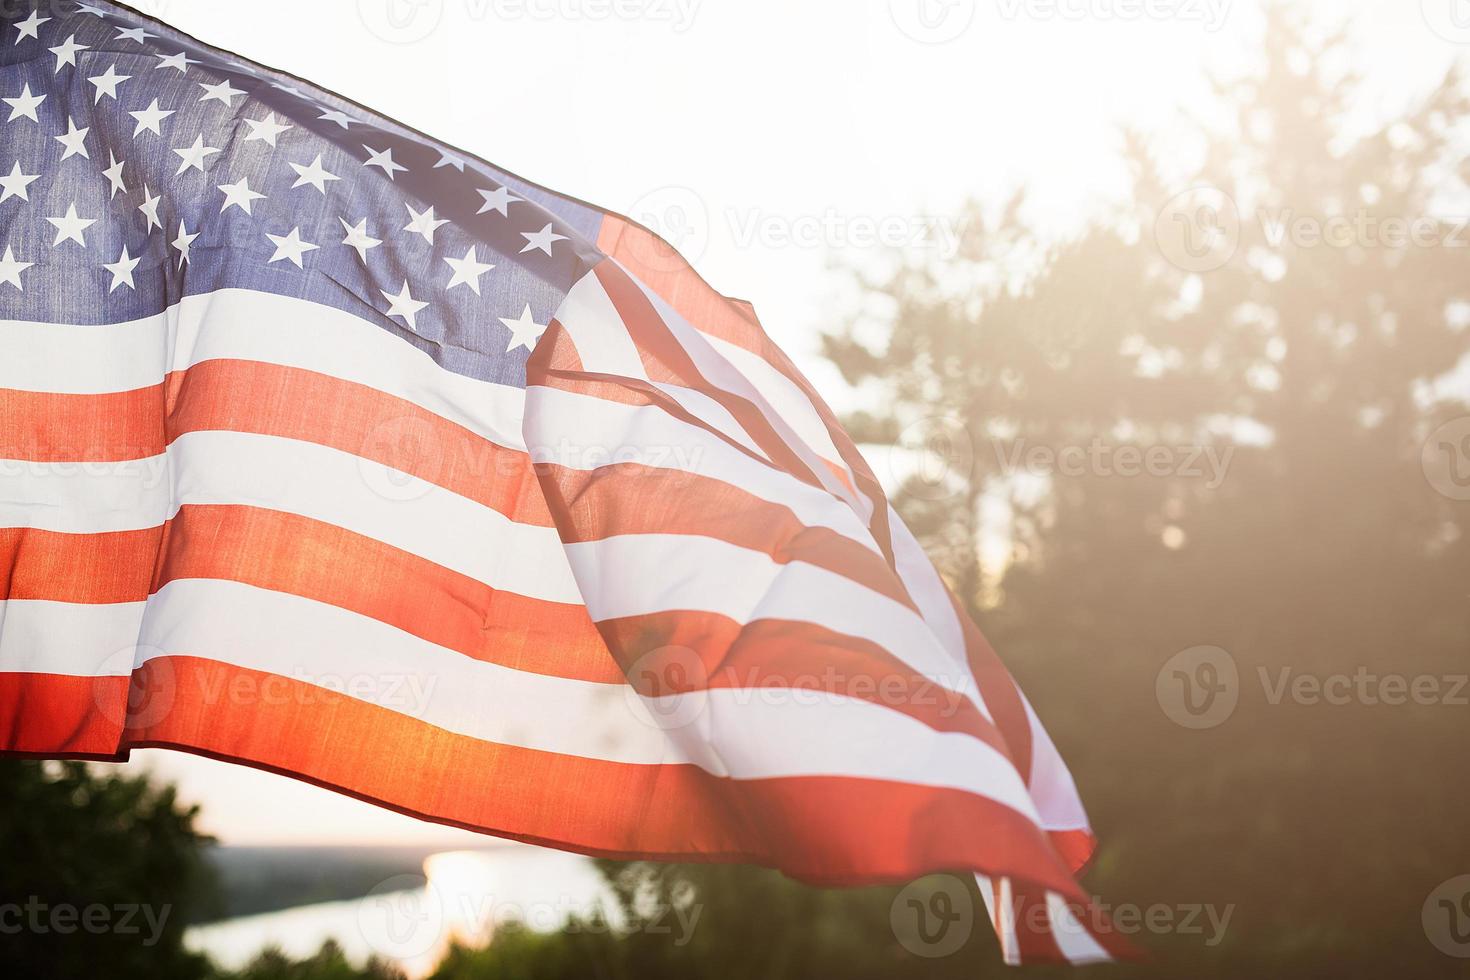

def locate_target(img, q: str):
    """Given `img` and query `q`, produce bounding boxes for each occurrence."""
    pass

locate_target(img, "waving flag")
[0,1,1126,964]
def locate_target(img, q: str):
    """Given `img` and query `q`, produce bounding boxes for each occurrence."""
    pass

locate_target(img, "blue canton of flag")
[0,0,599,387]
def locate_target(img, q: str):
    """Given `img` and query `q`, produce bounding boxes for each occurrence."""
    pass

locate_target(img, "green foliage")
[0,760,217,979]
[221,940,403,980]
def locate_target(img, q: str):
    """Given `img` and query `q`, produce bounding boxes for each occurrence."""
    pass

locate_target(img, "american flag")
[0,0,1126,964]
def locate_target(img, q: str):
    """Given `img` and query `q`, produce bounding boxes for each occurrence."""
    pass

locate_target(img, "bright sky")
[115,0,1467,844]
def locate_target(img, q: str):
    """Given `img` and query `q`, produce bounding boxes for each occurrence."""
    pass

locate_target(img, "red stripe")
[0,526,161,604]
[952,591,1034,785]
[0,506,618,683]
[536,459,914,610]
[591,261,833,499]
[597,611,1006,750]
[115,657,1088,895]
[0,672,127,756]
[597,219,894,560]
[0,359,551,525]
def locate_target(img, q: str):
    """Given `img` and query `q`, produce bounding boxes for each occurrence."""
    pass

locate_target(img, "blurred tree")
[820,4,1470,976]
[0,760,217,979]
[219,940,402,980]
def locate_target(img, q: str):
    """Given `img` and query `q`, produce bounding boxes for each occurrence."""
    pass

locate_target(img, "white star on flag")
[198,79,246,107]
[154,51,197,73]
[0,245,31,290]
[243,112,292,146]
[172,221,199,268]
[499,303,547,352]
[362,144,407,180]
[520,222,568,256]
[404,203,448,244]
[339,217,381,262]
[87,63,131,103]
[476,185,521,216]
[0,162,39,202]
[115,26,156,43]
[318,108,356,129]
[5,83,45,122]
[217,177,265,215]
[173,134,221,174]
[12,11,49,42]
[129,98,174,136]
[289,154,339,194]
[265,227,320,268]
[55,118,90,160]
[46,202,97,246]
[381,281,428,331]
[444,246,496,295]
[102,153,126,197]
[138,185,163,232]
[49,35,88,72]
[103,246,141,292]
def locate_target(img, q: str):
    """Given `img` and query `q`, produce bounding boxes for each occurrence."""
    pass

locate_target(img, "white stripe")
[565,532,981,704]
[887,506,969,669]
[1045,891,1112,964]
[0,287,525,451]
[552,268,648,379]
[114,578,1037,815]
[0,430,580,604]
[620,264,868,517]
[0,599,146,676]
[525,385,883,557]
[0,579,1040,818]
[704,333,845,472]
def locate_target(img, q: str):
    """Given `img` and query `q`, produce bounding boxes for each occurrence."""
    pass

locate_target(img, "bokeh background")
[4,0,1470,976]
